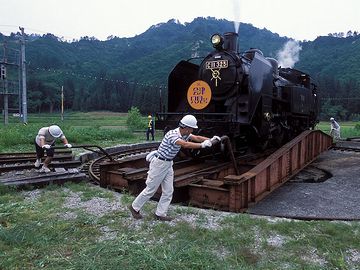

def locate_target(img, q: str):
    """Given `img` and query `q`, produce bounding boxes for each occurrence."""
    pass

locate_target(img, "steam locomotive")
[156,32,319,153]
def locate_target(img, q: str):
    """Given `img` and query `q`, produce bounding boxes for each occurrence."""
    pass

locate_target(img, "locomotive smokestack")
[223,32,239,53]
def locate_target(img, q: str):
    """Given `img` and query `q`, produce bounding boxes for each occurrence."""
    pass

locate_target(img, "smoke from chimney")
[232,0,241,33]
[276,40,302,68]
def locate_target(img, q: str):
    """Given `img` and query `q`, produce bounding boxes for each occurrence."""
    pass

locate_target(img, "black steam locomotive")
[156,32,319,152]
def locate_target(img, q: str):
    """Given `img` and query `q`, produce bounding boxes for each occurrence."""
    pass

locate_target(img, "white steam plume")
[276,40,302,68]
[232,0,241,34]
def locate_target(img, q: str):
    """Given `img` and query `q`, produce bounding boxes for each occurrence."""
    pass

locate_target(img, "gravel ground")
[21,186,235,242]
[247,146,360,220]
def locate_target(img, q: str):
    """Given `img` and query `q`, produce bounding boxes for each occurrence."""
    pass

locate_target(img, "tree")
[126,106,146,130]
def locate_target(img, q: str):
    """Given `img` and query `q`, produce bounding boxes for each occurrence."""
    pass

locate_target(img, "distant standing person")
[330,117,341,140]
[146,115,154,141]
[34,125,72,173]
[129,114,221,221]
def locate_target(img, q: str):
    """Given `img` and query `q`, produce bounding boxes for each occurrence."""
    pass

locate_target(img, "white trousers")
[330,128,341,139]
[132,157,174,217]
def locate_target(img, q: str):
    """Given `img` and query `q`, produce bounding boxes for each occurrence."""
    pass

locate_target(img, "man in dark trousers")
[34,125,72,172]
[146,115,154,141]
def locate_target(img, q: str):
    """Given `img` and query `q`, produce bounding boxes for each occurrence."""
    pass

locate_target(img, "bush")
[126,107,146,130]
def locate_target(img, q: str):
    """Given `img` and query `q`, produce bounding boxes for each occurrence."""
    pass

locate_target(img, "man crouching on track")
[34,125,72,173]
[129,114,221,221]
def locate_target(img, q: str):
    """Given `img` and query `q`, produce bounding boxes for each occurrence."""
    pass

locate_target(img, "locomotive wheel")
[255,139,269,152]
[273,127,286,147]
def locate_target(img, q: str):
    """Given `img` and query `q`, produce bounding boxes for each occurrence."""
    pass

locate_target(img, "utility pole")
[18,49,22,116]
[159,86,162,112]
[1,42,8,125]
[61,86,64,121]
[19,27,27,124]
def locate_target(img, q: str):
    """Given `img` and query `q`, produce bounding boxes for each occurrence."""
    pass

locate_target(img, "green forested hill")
[1,17,359,120]
[297,35,360,83]
[296,35,360,119]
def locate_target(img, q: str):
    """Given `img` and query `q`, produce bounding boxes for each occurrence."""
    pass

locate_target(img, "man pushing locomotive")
[129,114,221,221]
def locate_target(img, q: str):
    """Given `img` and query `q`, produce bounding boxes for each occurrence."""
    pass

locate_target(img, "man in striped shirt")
[129,114,220,221]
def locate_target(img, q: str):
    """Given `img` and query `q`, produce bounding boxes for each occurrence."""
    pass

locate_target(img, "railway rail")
[0,150,79,172]
[86,144,159,183]
[330,145,360,152]
[0,144,160,187]
[345,136,360,142]
[0,145,113,186]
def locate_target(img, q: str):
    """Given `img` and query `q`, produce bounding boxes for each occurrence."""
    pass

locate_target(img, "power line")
[0,25,102,42]
[32,66,167,89]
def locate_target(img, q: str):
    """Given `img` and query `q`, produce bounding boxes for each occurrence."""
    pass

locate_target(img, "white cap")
[48,125,62,138]
[179,114,198,129]
[330,117,335,121]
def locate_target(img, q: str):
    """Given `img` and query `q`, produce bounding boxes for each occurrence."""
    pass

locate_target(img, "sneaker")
[34,159,41,168]
[128,205,143,219]
[39,166,51,173]
[154,214,173,222]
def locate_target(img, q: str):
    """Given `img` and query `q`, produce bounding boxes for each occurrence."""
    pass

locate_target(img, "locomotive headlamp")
[264,112,272,121]
[211,34,223,50]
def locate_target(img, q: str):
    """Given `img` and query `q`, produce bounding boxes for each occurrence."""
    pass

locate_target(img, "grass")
[0,182,359,269]
[0,112,360,269]
[316,121,360,139]
[0,112,160,153]
[1,112,359,153]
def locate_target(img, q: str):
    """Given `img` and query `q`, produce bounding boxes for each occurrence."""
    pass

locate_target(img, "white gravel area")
[21,186,238,232]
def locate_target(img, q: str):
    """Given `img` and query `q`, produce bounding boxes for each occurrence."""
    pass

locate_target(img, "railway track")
[0,150,79,172]
[85,144,159,183]
[330,138,360,152]
[0,150,84,186]
[0,144,160,187]
[331,145,360,152]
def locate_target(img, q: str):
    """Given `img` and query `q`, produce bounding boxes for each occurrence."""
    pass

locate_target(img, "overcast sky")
[0,0,359,41]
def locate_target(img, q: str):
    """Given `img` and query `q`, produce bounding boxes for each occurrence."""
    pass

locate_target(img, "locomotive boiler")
[156,32,319,153]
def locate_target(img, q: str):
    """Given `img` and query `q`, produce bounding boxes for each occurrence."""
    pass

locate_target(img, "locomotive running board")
[188,130,333,212]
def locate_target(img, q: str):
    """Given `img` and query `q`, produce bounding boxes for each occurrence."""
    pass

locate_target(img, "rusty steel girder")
[188,130,333,212]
